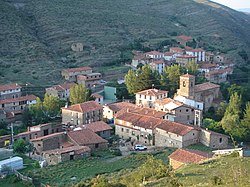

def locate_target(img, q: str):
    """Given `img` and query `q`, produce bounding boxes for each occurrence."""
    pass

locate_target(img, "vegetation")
[69,84,92,105]
[13,139,33,154]
[0,175,33,187]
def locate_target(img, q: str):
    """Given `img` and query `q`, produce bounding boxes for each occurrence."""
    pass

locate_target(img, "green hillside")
[1,0,250,85]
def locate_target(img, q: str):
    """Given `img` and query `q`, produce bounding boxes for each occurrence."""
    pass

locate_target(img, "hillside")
[1,0,250,85]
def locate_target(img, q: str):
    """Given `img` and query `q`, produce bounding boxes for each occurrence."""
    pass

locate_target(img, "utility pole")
[11,123,14,146]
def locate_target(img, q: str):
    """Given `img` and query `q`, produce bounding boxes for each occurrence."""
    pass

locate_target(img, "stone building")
[149,60,166,74]
[176,74,221,111]
[71,43,83,52]
[176,35,193,46]
[154,98,202,126]
[0,83,22,100]
[61,101,103,126]
[168,149,212,169]
[175,55,196,67]
[135,89,168,108]
[77,73,102,88]
[86,121,112,139]
[61,67,93,82]
[42,146,90,166]
[67,129,108,150]
[46,83,75,101]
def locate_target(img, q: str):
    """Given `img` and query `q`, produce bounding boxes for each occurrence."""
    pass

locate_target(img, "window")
[197,105,199,108]
[180,110,182,112]
[191,82,193,87]
[38,144,41,146]
[183,81,186,87]
[95,144,99,148]
[219,138,222,143]
[126,129,129,133]
[187,115,190,120]
[186,109,189,112]
[193,133,195,136]
[144,95,146,99]
[149,96,152,100]
[121,128,124,132]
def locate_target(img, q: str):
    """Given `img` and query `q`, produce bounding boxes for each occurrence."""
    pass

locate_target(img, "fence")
[14,170,33,183]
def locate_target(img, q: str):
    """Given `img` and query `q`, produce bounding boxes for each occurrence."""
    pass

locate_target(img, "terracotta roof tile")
[0,95,37,104]
[31,132,65,141]
[0,83,22,92]
[168,149,211,164]
[49,83,76,91]
[107,102,136,112]
[86,121,112,133]
[181,74,195,78]
[194,82,220,92]
[169,47,184,53]
[63,67,92,73]
[62,101,103,113]
[164,52,175,56]
[150,60,165,65]
[136,89,168,97]
[155,98,183,109]
[68,129,107,145]
[145,51,163,55]
[91,93,103,99]
[198,63,218,69]
[42,145,90,155]
[176,35,193,41]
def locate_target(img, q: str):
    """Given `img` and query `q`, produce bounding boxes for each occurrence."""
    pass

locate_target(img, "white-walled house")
[174,95,204,111]
[135,89,168,108]
[149,61,166,74]
[186,48,206,62]
[145,51,164,59]
[0,83,22,100]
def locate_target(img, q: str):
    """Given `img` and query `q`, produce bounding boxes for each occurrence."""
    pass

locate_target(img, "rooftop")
[68,129,107,145]
[106,102,136,112]
[63,67,92,73]
[145,51,163,55]
[176,35,193,41]
[136,89,168,97]
[150,60,165,65]
[168,149,211,164]
[194,82,220,92]
[181,74,195,78]
[155,98,183,110]
[0,83,22,92]
[62,101,103,113]
[42,145,91,155]
[47,83,76,91]
[0,95,37,104]
[31,132,65,142]
[86,121,112,133]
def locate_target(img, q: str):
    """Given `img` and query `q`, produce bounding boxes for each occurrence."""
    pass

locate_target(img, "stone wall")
[169,158,184,170]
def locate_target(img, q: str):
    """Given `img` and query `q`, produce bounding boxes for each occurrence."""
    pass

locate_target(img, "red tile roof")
[107,102,136,112]
[151,60,165,65]
[0,83,22,92]
[86,121,112,133]
[49,83,76,91]
[168,149,211,164]
[155,98,183,108]
[164,52,175,56]
[206,68,233,76]
[145,51,163,55]
[115,111,194,135]
[62,101,103,113]
[68,129,107,145]
[176,35,192,41]
[198,63,218,69]
[181,74,195,78]
[136,89,168,97]
[91,93,103,99]
[31,132,65,142]
[63,67,92,73]
[0,95,37,104]
[169,47,184,53]
[194,82,220,92]
[42,145,91,155]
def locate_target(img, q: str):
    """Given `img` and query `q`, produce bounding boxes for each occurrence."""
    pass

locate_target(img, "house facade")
[135,89,168,108]
[176,74,221,111]
[186,48,205,62]
[46,83,75,101]
[149,61,166,74]
[61,101,103,126]
[86,121,112,139]
[145,51,164,59]
[176,55,196,67]
[77,73,102,88]
[176,35,192,46]
[0,83,22,100]
[205,68,233,84]
[61,67,93,82]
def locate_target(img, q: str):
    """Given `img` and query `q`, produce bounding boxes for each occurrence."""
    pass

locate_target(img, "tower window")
[183,81,186,87]
[191,82,193,87]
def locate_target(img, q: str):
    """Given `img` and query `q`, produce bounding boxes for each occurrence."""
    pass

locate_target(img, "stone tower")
[177,74,195,99]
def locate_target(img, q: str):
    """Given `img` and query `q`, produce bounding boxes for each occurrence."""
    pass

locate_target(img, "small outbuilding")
[0,156,23,172]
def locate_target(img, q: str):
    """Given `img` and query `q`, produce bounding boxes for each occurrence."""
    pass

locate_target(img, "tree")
[70,84,91,104]
[161,64,183,96]
[43,94,61,118]
[220,93,245,145]
[13,139,28,154]
[241,102,250,141]
[187,61,198,75]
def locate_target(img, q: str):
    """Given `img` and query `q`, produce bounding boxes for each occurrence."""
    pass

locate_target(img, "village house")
[85,121,112,139]
[42,145,91,166]
[205,68,233,84]
[0,109,6,123]
[176,55,196,67]
[163,52,177,61]
[176,74,221,111]
[77,72,102,89]
[0,83,22,100]
[186,48,206,62]
[46,83,75,101]
[176,35,193,46]
[135,89,168,108]
[149,60,166,74]
[115,110,228,148]
[0,95,37,115]
[169,47,184,55]
[61,67,93,82]
[168,149,212,169]
[154,98,202,126]
[103,102,136,121]
[61,101,103,126]
[145,51,164,59]
[174,95,204,111]
[205,52,214,62]
[91,93,104,105]
[67,129,108,150]
[131,53,152,68]
[71,42,83,52]
[198,63,219,74]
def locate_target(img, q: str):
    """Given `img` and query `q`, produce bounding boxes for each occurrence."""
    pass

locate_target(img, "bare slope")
[1,0,250,85]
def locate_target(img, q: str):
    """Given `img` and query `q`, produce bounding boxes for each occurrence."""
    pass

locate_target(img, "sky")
[210,0,250,9]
